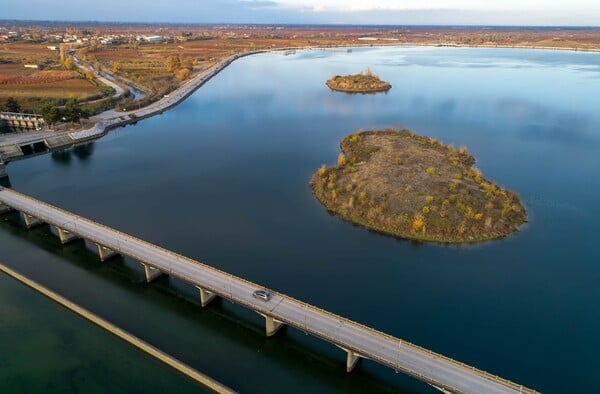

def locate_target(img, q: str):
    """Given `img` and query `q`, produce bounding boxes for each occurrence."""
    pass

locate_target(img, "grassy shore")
[311,129,527,244]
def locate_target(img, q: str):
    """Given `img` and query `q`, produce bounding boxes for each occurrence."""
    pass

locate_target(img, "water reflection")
[73,143,95,161]
[0,175,11,188]
[50,143,96,166]
[51,150,72,165]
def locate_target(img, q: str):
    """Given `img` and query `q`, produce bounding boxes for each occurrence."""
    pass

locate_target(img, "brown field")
[0,43,99,107]
[0,79,98,99]
[0,70,79,85]
[0,43,58,68]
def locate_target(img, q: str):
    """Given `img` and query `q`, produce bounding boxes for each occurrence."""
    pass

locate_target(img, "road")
[0,186,538,394]
[72,55,125,99]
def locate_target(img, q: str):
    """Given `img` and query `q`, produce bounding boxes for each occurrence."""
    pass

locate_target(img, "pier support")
[49,225,78,244]
[97,244,117,261]
[264,315,284,337]
[20,212,42,228]
[0,203,11,214]
[142,264,164,283]
[429,384,454,394]
[85,240,117,262]
[195,286,217,307]
[338,347,364,372]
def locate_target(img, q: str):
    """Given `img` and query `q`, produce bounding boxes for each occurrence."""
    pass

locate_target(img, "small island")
[311,130,527,243]
[326,69,391,93]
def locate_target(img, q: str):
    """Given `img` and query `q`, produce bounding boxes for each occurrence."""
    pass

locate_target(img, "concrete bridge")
[0,186,539,394]
[0,112,45,130]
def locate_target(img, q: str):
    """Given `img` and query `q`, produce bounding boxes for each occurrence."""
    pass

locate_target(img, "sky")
[2,0,599,26]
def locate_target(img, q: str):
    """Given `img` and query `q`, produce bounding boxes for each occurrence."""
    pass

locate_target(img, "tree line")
[40,98,91,128]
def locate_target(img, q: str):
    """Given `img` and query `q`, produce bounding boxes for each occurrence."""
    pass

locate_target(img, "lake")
[1,46,599,393]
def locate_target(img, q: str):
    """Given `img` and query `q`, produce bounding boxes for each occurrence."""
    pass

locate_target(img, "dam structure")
[0,112,45,131]
[0,186,538,394]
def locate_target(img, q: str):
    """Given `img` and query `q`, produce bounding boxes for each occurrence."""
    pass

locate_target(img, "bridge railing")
[0,112,44,120]
[0,187,538,394]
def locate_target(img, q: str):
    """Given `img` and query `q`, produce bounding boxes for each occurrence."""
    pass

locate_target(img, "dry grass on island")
[311,130,527,243]
[326,68,391,93]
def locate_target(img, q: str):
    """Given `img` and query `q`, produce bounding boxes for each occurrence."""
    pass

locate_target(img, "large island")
[311,130,526,243]
[326,69,391,93]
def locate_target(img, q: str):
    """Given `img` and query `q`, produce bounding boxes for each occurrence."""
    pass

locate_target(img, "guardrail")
[0,112,44,120]
[0,186,538,394]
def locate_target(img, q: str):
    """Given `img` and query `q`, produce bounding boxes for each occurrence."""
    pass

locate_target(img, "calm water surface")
[1,47,599,393]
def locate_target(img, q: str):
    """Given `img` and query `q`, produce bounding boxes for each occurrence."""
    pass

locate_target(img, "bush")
[318,164,327,177]
[349,133,361,143]
[425,195,434,204]
[412,213,425,233]
[337,153,347,166]
[426,167,436,176]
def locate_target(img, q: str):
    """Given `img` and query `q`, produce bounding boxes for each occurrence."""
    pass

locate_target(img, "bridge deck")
[0,186,538,394]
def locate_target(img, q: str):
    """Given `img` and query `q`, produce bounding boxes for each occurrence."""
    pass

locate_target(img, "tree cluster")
[1,97,21,113]
[40,98,90,128]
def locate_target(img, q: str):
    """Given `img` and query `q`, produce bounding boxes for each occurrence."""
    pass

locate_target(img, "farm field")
[0,43,99,109]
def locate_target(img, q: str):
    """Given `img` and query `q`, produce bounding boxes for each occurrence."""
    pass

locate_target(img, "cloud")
[238,0,279,8]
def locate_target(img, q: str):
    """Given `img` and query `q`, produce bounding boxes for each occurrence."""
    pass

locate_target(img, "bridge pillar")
[142,264,164,283]
[20,212,42,228]
[0,203,11,214]
[429,384,453,394]
[195,286,217,307]
[337,347,363,372]
[49,225,78,244]
[97,244,117,261]
[264,315,284,337]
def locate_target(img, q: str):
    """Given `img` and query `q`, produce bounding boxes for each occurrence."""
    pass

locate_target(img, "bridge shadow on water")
[50,143,95,166]
[0,212,435,394]
[0,176,11,188]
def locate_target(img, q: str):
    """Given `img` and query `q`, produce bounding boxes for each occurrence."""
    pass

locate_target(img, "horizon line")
[1,19,599,29]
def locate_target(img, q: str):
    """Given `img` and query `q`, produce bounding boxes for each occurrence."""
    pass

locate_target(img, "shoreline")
[1,41,598,172]
[0,262,237,394]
